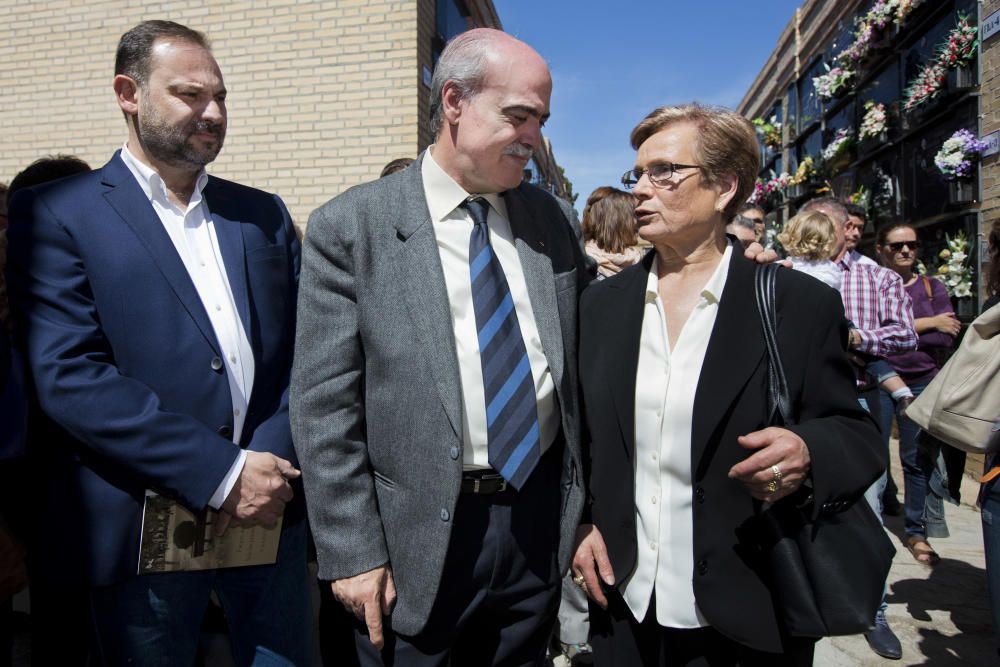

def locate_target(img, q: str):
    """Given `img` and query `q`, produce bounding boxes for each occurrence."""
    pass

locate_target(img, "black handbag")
[749,263,896,638]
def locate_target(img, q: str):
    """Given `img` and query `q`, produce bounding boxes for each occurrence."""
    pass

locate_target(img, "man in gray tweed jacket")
[291,28,588,665]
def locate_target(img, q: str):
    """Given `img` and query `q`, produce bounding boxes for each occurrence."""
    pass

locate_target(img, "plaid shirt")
[838,252,917,358]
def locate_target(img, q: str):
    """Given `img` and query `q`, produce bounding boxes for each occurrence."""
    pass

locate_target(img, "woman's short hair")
[582,188,637,254]
[629,103,759,219]
[778,210,837,261]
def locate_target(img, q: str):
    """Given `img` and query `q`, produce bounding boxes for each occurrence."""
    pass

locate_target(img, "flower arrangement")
[789,157,816,186]
[822,128,854,162]
[859,101,888,140]
[813,64,855,100]
[903,14,979,112]
[934,232,973,298]
[895,0,926,25]
[938,14,978,70]
[903,60,947,111]
[934,128,988,180]
[752,116,783,149]
[867,0,897,31]
[848,185,869,208]
[837,21,876,65]
[748,172,792,205]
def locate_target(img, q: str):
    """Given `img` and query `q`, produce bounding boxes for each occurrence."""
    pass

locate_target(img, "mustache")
[503,143,533,159]
[191,120,224,137]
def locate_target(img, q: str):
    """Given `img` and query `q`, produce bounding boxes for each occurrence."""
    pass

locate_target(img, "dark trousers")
[88,518,313,666]
[590,593,815,667]
[355,447,563,667]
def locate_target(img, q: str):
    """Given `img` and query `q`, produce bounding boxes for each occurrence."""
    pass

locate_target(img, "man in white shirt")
[5,21,310,665]
[291,28,589,666]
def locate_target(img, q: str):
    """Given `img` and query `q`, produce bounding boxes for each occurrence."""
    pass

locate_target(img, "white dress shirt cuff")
[208,449,247,510]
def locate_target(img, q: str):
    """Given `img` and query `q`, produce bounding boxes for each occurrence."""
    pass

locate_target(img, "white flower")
[954,283,972,297]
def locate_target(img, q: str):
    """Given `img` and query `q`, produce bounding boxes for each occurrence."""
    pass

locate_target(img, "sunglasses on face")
[886,241,921,252]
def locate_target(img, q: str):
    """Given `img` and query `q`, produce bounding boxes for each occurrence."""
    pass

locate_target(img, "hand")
[728,427,811,502]
[332,565,397,650]
[743,242,791,267]
[933,312,961,337]
[220,451,299,530]
[571,524,614,609]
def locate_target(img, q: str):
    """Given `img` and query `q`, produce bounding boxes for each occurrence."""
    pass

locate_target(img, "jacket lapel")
[390,160,463,438]
[691,250,766,476]
[503,187,564,388]
[203,180,252,346]
[606,253,652,460]
[100,155,220,354]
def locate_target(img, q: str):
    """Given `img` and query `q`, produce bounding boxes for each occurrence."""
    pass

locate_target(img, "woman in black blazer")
[570,104,885,666]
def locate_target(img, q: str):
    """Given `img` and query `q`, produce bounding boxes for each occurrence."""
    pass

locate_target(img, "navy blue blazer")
[5,153,301,585]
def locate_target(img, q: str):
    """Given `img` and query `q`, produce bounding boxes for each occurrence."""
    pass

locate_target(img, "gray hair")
[428,30,498,136]
[801,196,848,225]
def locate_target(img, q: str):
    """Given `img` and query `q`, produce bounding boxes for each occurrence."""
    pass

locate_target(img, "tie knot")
[462,197,490,228]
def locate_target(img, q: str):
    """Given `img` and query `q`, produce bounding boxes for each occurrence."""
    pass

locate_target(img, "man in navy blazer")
[5,21,311,665]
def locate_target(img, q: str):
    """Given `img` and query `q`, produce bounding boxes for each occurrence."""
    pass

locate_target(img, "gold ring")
[772,465,783,482]
[766,480,779,493]
[572,574,586,587]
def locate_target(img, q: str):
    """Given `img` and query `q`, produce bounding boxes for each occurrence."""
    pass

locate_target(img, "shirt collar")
[120,143,209,209]
[838,250,857,271]
[421,147,506,222]
[644,242,733,304]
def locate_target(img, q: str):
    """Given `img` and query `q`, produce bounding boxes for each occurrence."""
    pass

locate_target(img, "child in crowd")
[778,210,913,410]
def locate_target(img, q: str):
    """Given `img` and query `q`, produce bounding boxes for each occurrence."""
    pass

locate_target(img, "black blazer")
[579,248,885,653]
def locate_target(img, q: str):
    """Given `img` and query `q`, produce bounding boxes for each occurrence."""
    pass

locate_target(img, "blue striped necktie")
[463,197,541,490]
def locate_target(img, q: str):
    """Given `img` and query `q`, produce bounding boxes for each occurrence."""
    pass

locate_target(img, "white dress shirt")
[120,145,251,509]
[421,149,558,470]
[624,244,732,627]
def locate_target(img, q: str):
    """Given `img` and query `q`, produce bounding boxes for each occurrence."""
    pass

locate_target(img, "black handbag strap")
[754,264,794,426]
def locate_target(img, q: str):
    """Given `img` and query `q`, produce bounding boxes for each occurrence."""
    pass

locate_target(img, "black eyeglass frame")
[621,163,701,189]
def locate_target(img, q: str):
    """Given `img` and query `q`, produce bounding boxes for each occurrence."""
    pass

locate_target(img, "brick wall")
[2,0,426,232]
[982,0,1000,288]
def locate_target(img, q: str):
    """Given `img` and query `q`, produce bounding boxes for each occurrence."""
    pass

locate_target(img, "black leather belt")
[461,470,509,495]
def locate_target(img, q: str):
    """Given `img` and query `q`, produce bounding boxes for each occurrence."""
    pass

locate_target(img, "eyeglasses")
[886,241,921,252]
[621,163,701,189]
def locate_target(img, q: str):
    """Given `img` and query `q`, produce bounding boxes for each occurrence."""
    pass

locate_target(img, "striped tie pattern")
[464,197,541,489]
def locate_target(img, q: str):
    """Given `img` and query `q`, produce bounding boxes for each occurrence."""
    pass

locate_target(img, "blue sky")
[493,1,804,213]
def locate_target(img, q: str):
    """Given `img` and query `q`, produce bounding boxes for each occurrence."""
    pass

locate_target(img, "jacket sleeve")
[5,188,239,511]
[782,285,887,518]
[290,199,389,581]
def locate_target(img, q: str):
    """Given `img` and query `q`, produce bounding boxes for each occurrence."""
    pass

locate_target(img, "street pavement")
[815,439,996,666]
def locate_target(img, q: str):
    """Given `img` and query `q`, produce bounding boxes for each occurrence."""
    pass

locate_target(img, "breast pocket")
[247,244,288,263]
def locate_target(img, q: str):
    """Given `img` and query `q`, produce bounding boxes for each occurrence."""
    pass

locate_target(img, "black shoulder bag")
[751,263,896,638]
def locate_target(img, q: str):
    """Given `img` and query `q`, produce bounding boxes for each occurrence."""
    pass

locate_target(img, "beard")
[137,103,225,169]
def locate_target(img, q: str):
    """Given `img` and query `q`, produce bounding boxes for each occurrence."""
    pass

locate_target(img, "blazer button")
[697,559,708,575]
[449,446,460,460]
[211,357,223,371]
[695,486,705,504]
[440,509,450,522]
[218,425,233,438]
